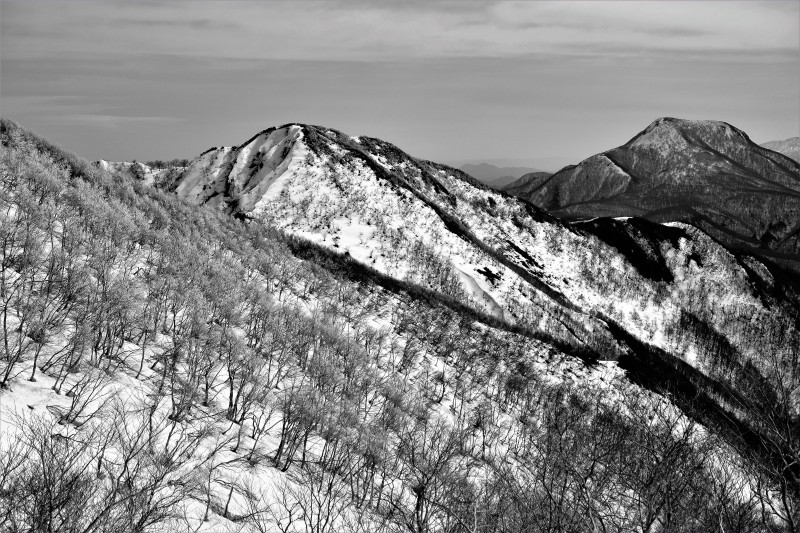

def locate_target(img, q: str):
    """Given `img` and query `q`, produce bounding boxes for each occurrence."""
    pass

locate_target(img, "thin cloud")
[117,17,242,30]
[56,115,181,128]
[2,1,797,62]
[1,0,797,162]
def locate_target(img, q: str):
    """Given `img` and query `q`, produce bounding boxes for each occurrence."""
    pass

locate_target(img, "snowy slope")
[160,122,800,422]
[98,159,181,187]
[2,123,670,531]
[4,118,796,532]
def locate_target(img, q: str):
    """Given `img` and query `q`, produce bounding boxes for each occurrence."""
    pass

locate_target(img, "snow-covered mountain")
[505,118,800,273]
[157,122,800,443]
[4,118,798,532]
[762,136,800,163]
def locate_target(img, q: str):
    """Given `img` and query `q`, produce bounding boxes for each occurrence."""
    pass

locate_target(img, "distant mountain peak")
[459,162,544,189]
[761,136,800,163]
[640,116,740,134]
[624,117,751,155]
[505,117,800,272]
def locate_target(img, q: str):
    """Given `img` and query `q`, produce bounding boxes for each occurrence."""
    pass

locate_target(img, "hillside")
[762,137,800,163]
[2,118,799,532]
[505,118,800,273]
[459,163,544,189]
[502,171,553,192]
[162,122,800,498]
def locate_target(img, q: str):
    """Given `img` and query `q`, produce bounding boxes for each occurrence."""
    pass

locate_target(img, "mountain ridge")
[78,119,800,509]
[459,163,545,189]
[504,117,800,272]
[153,120,800,410]
[3,117,799,531]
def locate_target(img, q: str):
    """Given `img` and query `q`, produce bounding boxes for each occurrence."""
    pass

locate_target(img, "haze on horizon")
[1,0,798,169]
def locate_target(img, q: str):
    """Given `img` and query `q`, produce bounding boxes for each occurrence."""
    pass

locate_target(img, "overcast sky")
[2,1,798,168]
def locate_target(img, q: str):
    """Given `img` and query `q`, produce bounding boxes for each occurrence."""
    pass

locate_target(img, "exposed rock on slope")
[505,118,800,272]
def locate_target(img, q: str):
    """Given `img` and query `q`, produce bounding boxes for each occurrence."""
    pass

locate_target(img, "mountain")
[762,136,800,163]
[485,174,518,189]
[165,122,800,442]
[459,162,543,189]
[2,118,799,532]
[502,171,554,192]
[505,117,800,273]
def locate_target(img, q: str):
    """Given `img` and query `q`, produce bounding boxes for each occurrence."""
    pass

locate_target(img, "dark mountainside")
[1,118,799,532]
[504,117,800,273]
[503,171,553,192]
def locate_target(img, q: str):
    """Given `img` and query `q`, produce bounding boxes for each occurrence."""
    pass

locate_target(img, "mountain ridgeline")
[504,118,800,273]
[2,117,799,532]
[160,122,800,472]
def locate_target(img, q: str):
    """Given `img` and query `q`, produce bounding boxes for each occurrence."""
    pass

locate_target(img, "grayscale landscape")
[1,1,798,532]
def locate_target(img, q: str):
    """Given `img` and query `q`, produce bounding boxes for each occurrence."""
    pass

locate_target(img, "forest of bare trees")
[1,119,798,531]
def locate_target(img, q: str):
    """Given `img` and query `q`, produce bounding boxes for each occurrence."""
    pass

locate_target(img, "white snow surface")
[163,123,792,390]
[4,124,788,531]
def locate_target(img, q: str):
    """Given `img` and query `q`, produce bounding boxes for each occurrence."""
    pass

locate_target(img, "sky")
[1,0,799,170]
